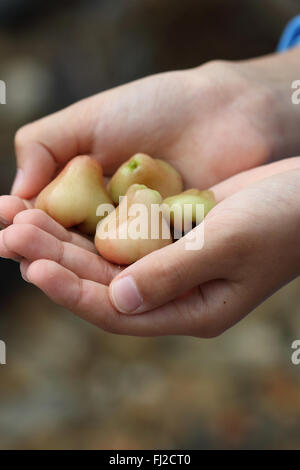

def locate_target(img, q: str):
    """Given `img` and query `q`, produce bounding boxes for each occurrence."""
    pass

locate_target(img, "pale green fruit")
[35,155,113,235]
[162,189,216,234]
[107,153,183,204]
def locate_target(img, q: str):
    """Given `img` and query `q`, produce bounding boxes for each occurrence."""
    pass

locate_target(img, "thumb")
[109,221,233,314]
[11,98,95,199]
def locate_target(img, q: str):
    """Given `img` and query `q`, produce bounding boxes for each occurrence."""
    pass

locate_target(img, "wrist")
[192,59,287,168]
[238,49,300,160]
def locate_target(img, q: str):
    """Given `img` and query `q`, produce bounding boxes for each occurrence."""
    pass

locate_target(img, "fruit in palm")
[107,153,183,204]
[95,184,172,264]
[162,189,216,234]
[35,155,113,234]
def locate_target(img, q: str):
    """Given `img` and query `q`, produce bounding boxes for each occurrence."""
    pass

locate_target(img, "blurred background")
[0,0,300,450]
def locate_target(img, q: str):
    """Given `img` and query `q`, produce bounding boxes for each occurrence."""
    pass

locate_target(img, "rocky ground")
[0,275,299,449]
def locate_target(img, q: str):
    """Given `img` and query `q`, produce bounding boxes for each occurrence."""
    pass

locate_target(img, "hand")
[105,160,300,337]
[2,49,300,227]
[1,157,299,336]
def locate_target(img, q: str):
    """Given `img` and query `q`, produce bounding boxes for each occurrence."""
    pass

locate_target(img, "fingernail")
[111,276,143,314]
[11,168,24,195]
[20,260,30,282]
[21,270,29,282]
[0,216,9,230]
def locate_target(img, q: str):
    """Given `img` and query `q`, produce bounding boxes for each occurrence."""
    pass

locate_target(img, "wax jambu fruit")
[35,155,113,234]
[162,189,216,234]
[107,153,183,204]
[95,184,172,265]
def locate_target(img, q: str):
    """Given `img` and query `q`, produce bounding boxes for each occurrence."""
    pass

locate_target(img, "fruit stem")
[127,159,138,171]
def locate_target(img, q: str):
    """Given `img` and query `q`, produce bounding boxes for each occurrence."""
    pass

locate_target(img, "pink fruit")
[35,155,113,234]
[95,184,172,265]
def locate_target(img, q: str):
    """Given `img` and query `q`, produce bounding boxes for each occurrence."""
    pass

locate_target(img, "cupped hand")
[1,55,290,229]
[1,157,299,336]
[106,161,300,337]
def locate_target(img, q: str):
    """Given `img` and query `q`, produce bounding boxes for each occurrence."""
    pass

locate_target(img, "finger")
[11,73,183,199]
[0,195,32,228]
[109,219,238,315]
[25,259,131,333]
[13,209,97,253]
[25,259,237,336]
[20,258,30,282]
[12,97,97,198]
[211,156,300,201]
[1,224,119,284]
[11,79,150,199]
[109,161,300,316]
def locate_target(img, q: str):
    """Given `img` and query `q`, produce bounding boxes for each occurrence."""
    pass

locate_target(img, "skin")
[108,153,183,204]
[0,160,299,337]
[0,49,300,336]
[35,155,113,235]
[95,184,172,265]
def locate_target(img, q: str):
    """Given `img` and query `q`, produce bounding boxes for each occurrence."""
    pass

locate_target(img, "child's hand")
[106,165,300,337]
[2,51,299,226]
[1,50,300,336]
[1,158,299,336]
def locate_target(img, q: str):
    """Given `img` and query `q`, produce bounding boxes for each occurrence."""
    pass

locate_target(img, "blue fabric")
[277,14,300,52]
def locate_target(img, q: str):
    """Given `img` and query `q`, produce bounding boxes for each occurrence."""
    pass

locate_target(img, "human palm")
[1,60,299,336]
[0,62,276,242]
[1,157,299,336]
